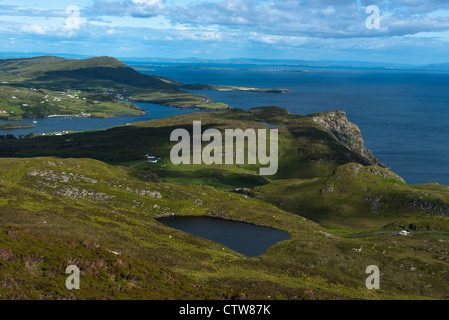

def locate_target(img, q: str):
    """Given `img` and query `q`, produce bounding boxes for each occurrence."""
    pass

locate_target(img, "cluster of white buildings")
[54,131,69,136]
[40,131,70,136]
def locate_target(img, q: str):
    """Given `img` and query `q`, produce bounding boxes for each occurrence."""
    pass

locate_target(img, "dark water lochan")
[157,216,291,257]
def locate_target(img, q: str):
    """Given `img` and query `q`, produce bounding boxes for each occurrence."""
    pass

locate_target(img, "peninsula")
[0,123,35,130]
[0,56,291,120]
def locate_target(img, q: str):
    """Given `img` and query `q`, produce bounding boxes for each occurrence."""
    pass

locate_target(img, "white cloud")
[3,0,449,63]
[132,0,163,8]
[21,24,51,35]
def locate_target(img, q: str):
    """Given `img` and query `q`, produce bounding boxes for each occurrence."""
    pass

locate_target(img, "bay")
[0,102,200,136]
[134,62,449,186]
[2,60,449,186]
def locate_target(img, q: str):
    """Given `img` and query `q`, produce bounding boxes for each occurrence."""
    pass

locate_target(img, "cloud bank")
[1,0,449,64]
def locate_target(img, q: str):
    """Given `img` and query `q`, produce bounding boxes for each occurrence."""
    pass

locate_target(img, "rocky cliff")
[311,110,388,169]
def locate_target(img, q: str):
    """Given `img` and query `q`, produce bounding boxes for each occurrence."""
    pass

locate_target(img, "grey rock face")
[311,111,387,168]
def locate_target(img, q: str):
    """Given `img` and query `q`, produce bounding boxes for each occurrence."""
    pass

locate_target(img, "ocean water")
[0,102,200,136]
[2,61,449,186]
[132,62,449,186]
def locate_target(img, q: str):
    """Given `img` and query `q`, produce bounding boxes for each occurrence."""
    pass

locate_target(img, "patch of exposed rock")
[117,185,162,198]
[54,186,115,202]
[367,166,405,183]
[232,188,256,198]
[406,198,449,215]
[320,186,334,195]
[27,169,98,184]
[365,195,383,213]
[311,111,387,168]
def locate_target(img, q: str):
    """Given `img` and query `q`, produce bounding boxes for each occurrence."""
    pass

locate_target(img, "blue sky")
[1,0,449,64]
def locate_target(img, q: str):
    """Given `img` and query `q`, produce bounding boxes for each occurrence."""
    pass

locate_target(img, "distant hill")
[0,55,176,89]
[423,62,449,70]
[0,56,230,117]
[0,56,127,78]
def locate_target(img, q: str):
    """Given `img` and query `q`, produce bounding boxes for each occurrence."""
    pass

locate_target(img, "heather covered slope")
[0,225,224,300]
[1,107,449,299]
[0,157,449,300]
[3,107,449,221]
[0,107,387,178]
[2,106,449,223]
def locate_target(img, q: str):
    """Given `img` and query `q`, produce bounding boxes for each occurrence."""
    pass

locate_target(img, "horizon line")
[0,51,448,69]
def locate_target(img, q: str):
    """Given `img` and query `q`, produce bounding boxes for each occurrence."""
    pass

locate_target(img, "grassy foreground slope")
[0,157,449,300]
[0,224,224,300]
[1,107,449,299]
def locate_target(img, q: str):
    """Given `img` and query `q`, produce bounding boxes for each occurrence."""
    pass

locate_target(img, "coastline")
[0,124,35,130]
[46,112,146,119]
[128,98,229,111]
[182,84,292,93]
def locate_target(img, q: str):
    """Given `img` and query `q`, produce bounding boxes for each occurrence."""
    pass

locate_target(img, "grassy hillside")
[255,163,449,233]
[1,106,449,300]
[0,85,144,119]
[0,56,127,80]
[0,56,229,118]
[0,157,449,300]
[0,224,225,300]
[2,106,448,223]
[0,107,384,177]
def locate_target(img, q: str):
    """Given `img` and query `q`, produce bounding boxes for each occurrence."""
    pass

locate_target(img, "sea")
[1,60,449,186]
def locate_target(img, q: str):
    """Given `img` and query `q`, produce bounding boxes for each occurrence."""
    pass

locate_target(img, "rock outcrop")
[311,111,387,168]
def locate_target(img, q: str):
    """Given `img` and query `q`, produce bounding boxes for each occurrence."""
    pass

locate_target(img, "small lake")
[157,216,291,257]
[256,121,285,129]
